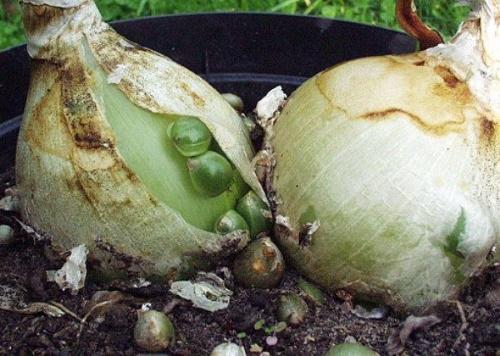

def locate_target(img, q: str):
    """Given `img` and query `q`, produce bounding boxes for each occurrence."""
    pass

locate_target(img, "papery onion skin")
[270,2,499,312]
[16,0,265,279]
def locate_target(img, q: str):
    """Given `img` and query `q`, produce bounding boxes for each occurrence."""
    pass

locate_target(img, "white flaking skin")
[426,0,500,117]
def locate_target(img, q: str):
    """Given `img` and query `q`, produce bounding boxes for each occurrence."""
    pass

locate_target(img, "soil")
[0,166,499,356]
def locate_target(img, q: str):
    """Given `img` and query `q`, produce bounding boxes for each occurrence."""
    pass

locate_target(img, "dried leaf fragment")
[170,272,233,312]
[255,86,287,121]
[387,314,442,355]
[351,304,388,320]
[20,302,66,317]
[47,244,88,292]
[84,290,130,315]
[14,218,46,241]
[0,195,20,212]
[0,284,65,317]
[249,344,263,353]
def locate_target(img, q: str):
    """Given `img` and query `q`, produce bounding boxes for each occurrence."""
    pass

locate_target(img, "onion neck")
[455,0,500,62]
[426,0,500,116]
[21,0,105,59]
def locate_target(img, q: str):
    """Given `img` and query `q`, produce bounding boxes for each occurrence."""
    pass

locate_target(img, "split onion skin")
[16,0,266,279]
[271,33,499,310]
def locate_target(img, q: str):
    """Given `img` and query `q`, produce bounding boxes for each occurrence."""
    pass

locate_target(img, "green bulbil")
[168,116,212,157]
[0,225,14,245]
[214,210,249,235]
[325,343,378,356]
[222,93,244,112]
[187,151,234,197]
[277,293,308,326]
[297,278,326,304]
[236,191,272,238]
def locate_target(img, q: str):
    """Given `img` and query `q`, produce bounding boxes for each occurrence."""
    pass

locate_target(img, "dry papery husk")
[16,0,266,280]
[267,0,500,312]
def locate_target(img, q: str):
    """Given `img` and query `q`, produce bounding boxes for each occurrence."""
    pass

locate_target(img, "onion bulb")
[16,0,267,280]
[277,293,308,326]
[267,0,500,311]
[325,343,377,356]
[134,310,175,352]
[233,237,285,289]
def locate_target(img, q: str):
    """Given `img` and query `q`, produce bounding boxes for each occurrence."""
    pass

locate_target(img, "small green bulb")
[297,278,326,304]
[168,116,212,157]
[214,210,249,235]
[222,93,244,112]
[236,191,272,238]
[325,343,378,356]
[187,151,234,197]
[277,293,308,326]
[0,225,14,245]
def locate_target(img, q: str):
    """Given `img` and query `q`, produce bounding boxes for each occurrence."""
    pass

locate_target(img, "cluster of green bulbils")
[168,116,271,237]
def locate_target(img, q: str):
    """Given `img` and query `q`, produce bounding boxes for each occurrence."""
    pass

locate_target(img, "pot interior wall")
[0,13,415,172]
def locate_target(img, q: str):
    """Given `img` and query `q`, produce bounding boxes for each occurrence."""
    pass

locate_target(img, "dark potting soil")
[0,167,499,355]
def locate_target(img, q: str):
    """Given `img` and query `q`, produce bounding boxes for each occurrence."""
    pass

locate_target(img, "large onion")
[16,0,267,279]
[268,0,499,311]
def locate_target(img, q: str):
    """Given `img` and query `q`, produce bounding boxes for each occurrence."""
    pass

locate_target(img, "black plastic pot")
[0,13,415,172]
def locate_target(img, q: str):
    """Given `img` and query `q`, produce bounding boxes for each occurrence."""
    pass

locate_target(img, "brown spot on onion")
[179,82,206,108]
[252,260,266,273]
[481,118,495,143]
[433,66,459,88]
[22,5,65,37]
[359,108,465,135]
[59,60,117,151]
[24,80,70,157]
